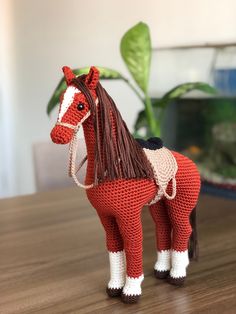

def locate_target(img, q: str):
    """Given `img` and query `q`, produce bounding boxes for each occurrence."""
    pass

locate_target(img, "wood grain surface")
[0,188,235,314]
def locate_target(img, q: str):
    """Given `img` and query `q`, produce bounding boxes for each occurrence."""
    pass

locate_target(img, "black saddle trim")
[136,137,163,150]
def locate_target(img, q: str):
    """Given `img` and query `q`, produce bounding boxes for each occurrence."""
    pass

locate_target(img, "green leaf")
[47,67,124,115]
[120,22,151,94]
[134,82,218,137]
[162,82,217,103]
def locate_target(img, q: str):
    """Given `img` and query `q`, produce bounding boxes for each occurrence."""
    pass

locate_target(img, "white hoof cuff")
[123,274,144,296]
[170,250,189,278]
[108,251,125,289]
[154,250,171,272]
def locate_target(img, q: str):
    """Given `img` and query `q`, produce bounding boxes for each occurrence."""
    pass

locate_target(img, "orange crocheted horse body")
[50,66,201,303]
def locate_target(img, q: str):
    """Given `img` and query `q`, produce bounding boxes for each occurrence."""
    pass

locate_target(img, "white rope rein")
[56,110,94,189]
[159,177,177,200]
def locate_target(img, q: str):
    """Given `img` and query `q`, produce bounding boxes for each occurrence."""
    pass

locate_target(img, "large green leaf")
[161,82,217,103]
[47,67,124,115]
[120,22,151,94]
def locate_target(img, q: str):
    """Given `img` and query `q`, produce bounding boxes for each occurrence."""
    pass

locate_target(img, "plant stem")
[121,78,146,105]
[145,95,159,137]
[120,76,160,137]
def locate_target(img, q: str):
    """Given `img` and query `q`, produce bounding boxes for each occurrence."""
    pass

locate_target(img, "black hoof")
[167,276,186,286]
[106,287,123,297]
[154,269,170,279]
[121,293,140,304]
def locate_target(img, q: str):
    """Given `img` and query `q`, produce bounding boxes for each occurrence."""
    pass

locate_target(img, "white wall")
[0,0,17,197]
[1,0,236,197]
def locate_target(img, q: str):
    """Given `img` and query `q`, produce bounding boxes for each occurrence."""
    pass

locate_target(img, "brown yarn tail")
[188,206,199,260]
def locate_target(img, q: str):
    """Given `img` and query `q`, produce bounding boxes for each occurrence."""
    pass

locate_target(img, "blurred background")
[1,0,236,198]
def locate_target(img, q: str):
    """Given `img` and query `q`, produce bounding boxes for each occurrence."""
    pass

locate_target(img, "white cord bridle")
[56,98,99,189]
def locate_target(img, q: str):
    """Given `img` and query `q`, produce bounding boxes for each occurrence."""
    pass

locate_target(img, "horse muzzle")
[50,124,74,144]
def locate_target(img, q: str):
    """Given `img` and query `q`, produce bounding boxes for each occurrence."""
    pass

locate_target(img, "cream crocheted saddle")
[143,147,178,205]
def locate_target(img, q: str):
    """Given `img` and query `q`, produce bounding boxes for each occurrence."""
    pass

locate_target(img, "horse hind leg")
[149,200,172,279]
[165,199,195,286]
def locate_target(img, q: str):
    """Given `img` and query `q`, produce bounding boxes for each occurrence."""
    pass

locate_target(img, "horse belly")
[86,178,157,215]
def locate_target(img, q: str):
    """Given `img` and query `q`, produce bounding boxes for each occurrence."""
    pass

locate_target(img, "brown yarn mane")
[72,76,154,184]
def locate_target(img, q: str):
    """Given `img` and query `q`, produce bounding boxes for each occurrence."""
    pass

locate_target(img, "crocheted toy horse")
[50,66,201,304]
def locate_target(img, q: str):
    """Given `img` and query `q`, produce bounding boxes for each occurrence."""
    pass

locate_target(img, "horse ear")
[62,66,75,85]
[85,66,100,89]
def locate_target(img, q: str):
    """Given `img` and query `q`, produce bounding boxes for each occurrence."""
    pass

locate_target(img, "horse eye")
[77,103,84,111]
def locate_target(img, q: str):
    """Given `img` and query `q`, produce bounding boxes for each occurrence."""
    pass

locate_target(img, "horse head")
[50,66,100,144]
[50,65,153,184]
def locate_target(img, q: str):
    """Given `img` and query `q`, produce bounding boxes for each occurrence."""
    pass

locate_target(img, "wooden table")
[0,188,235,314]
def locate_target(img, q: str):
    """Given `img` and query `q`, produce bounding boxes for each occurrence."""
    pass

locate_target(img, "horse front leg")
[116,210,144,304]
[98,214,125,297]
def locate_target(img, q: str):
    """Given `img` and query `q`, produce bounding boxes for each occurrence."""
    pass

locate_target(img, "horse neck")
[82,107,117,183]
